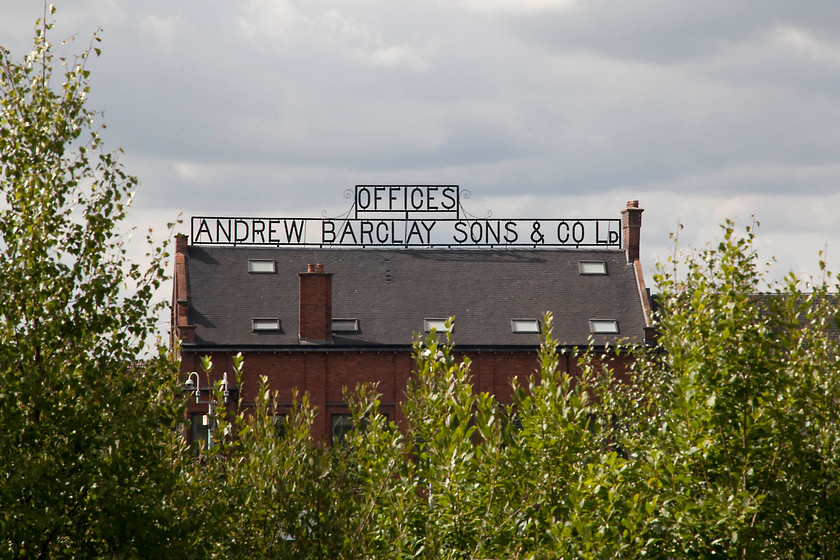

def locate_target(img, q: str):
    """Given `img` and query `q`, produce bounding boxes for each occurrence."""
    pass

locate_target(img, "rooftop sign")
[190,185,621,248]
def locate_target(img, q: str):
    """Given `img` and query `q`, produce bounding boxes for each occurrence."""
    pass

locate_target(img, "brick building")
[172,197,652,443]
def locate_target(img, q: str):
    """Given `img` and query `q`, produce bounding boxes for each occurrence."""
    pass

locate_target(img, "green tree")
[0,12,190,558]
[328,223,840,559]
[498,319,651,559]
[397,324,507,559]
[618,221,840,558]
[186,355,369,560]
[177,222,840,559]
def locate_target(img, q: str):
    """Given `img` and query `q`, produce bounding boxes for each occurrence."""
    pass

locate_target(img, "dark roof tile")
[184,247,648,349]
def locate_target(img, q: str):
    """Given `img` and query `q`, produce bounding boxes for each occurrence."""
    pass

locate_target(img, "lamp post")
[184,371,235,449]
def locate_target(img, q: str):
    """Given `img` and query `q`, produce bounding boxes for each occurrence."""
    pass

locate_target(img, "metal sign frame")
[190,186,622,249]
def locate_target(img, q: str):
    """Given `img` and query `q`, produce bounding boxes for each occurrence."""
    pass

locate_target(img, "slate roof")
[182,246,649,350]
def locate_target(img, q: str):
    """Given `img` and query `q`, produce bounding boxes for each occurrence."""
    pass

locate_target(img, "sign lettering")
[190,185,622,248]
[354,185,459,216]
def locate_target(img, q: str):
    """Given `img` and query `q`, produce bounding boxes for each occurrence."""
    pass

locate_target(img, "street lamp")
[184,371,236,449]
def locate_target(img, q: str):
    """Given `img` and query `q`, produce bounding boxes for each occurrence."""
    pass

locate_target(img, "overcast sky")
[3,0,840,289]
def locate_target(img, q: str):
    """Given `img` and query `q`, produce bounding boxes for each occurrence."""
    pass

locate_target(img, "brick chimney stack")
[172,233,195,344]
[621,200,643,264]
[299,263,333,344]
[175,232,188,255]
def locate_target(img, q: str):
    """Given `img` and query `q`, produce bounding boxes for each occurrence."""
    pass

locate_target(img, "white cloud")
[452,0,582,15]
[634,190,840,286]
[349,43,428,70]
[138,14,185,50]
[775,26,840,68]
[237,0,302,41]
[5,0,840,287]
[647,162,840,196]
[237,1,429,70]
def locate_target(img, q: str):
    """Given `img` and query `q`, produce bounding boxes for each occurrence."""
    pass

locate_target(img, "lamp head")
[184,373,201,402]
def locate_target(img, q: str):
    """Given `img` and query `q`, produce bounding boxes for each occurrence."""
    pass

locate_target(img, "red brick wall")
[181,348,633,441]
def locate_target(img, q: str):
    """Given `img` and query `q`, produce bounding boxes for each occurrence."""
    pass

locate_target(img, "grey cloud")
[3,0,840,282]
[506,0,840,63]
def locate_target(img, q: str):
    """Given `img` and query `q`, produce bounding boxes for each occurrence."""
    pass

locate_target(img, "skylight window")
[252,318,281,331]
[511,318,540,334]
[589,319,619,334]
[424,318,451,333]
[332,318,360,333]
[248,259,276,273]
[579,261,607,275]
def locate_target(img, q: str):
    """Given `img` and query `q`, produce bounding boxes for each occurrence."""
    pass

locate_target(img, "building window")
[579,261,608,275]
[252,318,281,331]
[330,412,388,444]
[511,318,540,333]
[331,414,354,445]
[274,414,286,439]
[191,413,209,452]
[332,318,360,333]
[503,412,523,434]
[589,319,619,334]
[424,318,451,333]
[248,259,276,273]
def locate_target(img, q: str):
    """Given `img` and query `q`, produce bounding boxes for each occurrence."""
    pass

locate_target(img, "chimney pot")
[627,200,639,208]
[307,263,315,273]
[316,263,324,273]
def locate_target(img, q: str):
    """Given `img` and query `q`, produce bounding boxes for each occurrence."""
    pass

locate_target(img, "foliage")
[183,354,365,559]
[4,12,839,559]
[191,223,840,559]
[619,221,840,558]
[0,12,190,558]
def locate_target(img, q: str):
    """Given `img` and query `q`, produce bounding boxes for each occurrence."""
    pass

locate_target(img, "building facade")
[172,193,652,442]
